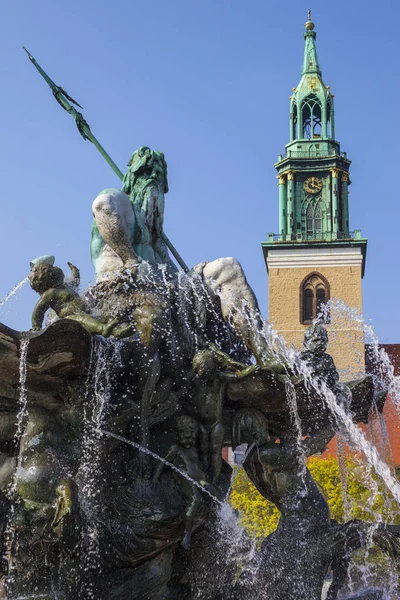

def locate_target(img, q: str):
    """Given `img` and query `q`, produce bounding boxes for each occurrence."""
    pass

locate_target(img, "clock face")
[304,176,323,194]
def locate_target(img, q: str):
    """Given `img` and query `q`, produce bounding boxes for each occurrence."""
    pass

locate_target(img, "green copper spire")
[270,12,355,244]
[288,12,335,142]
[263,12,367,283]
[302,9,321,76]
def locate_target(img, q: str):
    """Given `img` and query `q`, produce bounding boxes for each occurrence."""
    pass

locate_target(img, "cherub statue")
[152,415,216,550]
[29,262,129,337]
[182,346,260,484]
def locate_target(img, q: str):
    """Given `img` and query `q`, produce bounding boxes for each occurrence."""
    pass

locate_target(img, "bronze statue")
[300,322,352,410]
[29,262,130,337]
[233,407,331,525]
[152,415,214,550]
[182,346,260,484]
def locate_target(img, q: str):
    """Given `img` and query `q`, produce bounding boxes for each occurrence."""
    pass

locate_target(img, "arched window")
[314,202,321,232]
[291,102,298,140]
[305,199,322,239]
[306,204,313,235]
[302,94,322,138]
[326,98,332,138]
[300,273,330,324]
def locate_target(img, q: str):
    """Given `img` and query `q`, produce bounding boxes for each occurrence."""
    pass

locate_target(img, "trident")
[23,47,189,273]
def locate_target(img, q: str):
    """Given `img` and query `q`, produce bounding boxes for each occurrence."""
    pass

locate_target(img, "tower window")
[300,273,330,324]
[306,204,313,235]
[302,94,322,138]
[314,202,321,232]
[292,102,298,140]
[327,99,332,138]
[305,198,322,238]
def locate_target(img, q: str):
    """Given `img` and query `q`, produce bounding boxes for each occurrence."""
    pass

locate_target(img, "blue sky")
[1,0,399,341]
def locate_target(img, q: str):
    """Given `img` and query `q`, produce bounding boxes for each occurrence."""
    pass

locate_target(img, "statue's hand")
[30,326,42,332]
[122,258,142,279]
[67,261,79,272]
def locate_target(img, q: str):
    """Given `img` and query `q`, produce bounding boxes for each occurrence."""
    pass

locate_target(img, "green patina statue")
[122,146,173,269]
[91,146,177,278]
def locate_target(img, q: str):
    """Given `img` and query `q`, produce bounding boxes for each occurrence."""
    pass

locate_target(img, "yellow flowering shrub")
[229,468,279,539]
[229,456,400,540]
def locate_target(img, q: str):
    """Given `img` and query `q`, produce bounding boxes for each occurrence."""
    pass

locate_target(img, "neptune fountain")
[0,52,399,600]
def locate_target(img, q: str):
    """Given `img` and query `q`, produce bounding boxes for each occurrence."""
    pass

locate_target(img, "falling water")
[58,270,400,597]
[336,434,351,521]
[3,337,30,574]
[301,355,400,503]
[0,278,29,309]
[246,299,400,505]
[224,443,255,501]
[78,338,123,600]
[263,303,400,596]
[214,503,257,592]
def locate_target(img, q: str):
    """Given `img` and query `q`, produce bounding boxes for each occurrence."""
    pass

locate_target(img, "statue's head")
[232,408,270,448]
[176,415,198,449]
[124,146,169,194]
[128,146,152,164]
[192,349,218,380]
[28,264,64,294]
[304,322,328,355]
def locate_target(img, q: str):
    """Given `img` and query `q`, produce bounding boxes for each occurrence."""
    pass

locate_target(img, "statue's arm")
[302,423,336,457]
[176,372,195,399]
[258,443,297,471]
[67,262,80,288]
[31,290,56,330]
[221,363,288,382]
[219,365,258,381]
[210,344,249,373]
[219,371,241,381]
[324,355,340,384]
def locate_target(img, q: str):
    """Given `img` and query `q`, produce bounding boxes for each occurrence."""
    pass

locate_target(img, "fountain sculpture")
[0,54,399,600]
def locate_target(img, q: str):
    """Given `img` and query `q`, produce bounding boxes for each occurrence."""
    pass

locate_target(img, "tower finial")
[305,8,315,31]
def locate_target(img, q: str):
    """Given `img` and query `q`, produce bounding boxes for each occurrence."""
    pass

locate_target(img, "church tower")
[262,12,367,378]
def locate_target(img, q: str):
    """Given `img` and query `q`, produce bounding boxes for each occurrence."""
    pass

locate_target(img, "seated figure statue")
[29,261,129,337]
[91,147,274,365]
[91,146,175,277]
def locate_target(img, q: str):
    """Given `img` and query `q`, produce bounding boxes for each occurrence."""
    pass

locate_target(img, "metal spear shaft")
[23,47,189,273]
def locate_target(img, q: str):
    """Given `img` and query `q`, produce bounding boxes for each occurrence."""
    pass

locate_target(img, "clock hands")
[304,176,323,194]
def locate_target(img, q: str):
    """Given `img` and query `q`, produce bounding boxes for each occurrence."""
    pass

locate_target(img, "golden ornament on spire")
[305,8,315,30]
